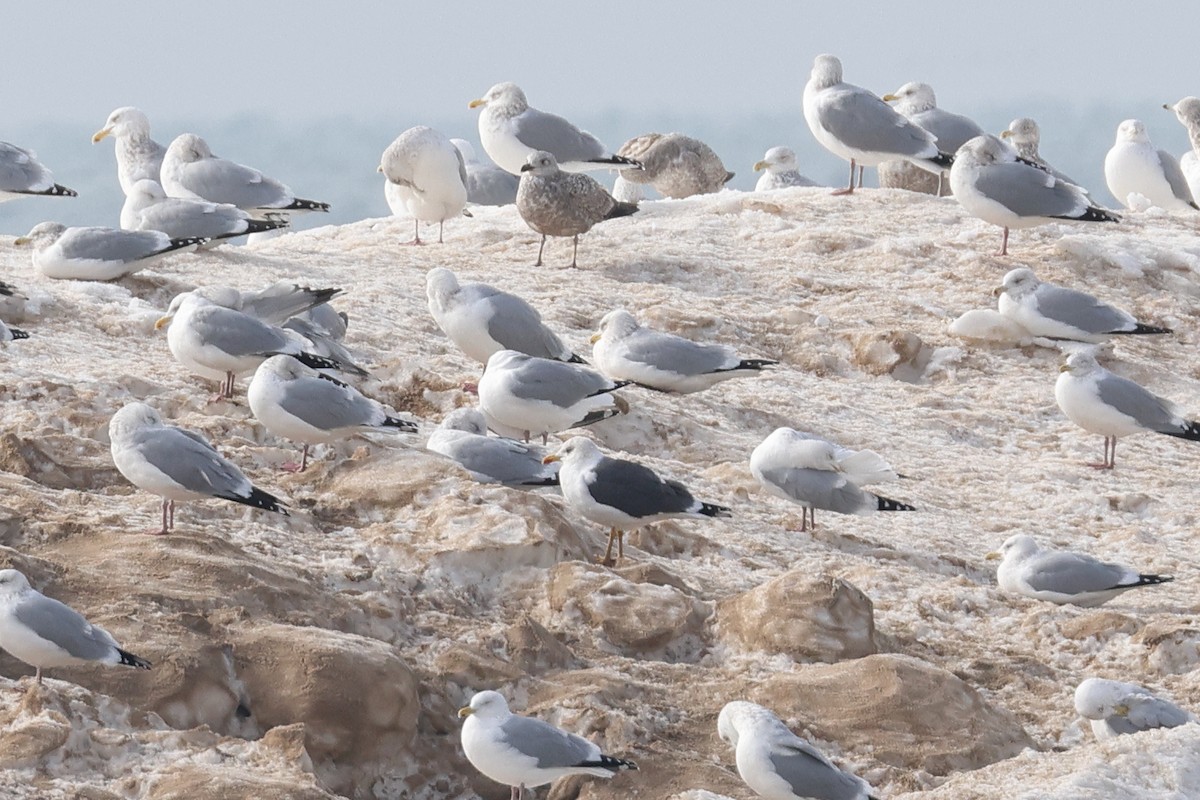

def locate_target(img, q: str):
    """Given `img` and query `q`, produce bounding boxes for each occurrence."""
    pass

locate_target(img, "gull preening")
[451,138,519,206]
[753,147,818,191]
[14,221,205,281]
[614,132,734,199]
[426,409,560,487]
[91,106,165,194]
[0,141,77,203]
[1074,678,1194,740]
[121,179,289,243]
[380,126,469,244]
[1103,120,1197,212]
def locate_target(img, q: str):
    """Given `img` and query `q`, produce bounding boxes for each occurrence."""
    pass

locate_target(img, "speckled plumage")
[615,133,732,198]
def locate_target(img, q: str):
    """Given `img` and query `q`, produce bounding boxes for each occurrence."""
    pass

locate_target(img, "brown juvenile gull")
[615,133,733,198]
[516,150,638,267]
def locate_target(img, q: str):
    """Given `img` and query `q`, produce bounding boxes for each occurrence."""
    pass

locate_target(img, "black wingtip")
[605,200,639,220]
[285,198,330,212]
[49,183,77,197]
[930,151,954,169]
[291,350,369,378]
[8,328,30,340]
[594,155,643,170]
[1131,573,1174,587]
[699,502,733,518]
[586,380,632,398]
[567,353,588,364]
[1115,323,1172,336]
[724,171,736,185]
[221,486,290,516]
[1063,206,1120,223]
[117,648,152,670]
[166,236,208,253]
[730,358,779,372]
[876,494,917,512]
[244,217,291,235]
[383,415,419,433]
[1162,420,1200,441]
[572,408,622,429]
[519,475,561,487]
[578,755,637,772]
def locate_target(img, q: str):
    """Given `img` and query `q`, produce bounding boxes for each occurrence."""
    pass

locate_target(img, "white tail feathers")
[836,448,897,486]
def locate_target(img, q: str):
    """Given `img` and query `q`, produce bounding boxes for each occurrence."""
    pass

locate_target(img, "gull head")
[484,349,528,374]
[167,133,213,164]
[13,221,67,248]
[987,533,1039,562]
[884,82,936,113]
[809,54,843,89]
[754,146,797,173]
[1060,350,1100,376]
[260,354,312,381]
[93,106,151,143]
[470,82,526,112]
[594,309,640,344]
[440,408,488,435]
[1074,678,1136,721]
[520,150,561,176]
[129,179,168,205]
[956,135,1011,168]
[109,401,164,441]
[425,267,461,311]
[0,569,32,599]
[1001,117,1040,147]
[156,290,207,329]
[458,689,510,720]
[1165,97,1200,129]
[543,436,601,467]
[995,267,1040,299]
[717,701,767,748]
[1115,119,1150,144]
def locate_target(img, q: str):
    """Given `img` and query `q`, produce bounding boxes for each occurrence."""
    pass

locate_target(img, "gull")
[949,135,1118,256]
[883,81,985,193]
[591,308,777,393]
[469,82,641,175]
[121,179,289,243]
[517,151,638,268]
[451,138,519,206]
[248,354,417,472]
[459,690,637,800]
[194,281,342,326]
[1055,351,1200,469]
[750,428,914,531]
[0,140,77,202]
[754,147,818,191]
[545,436,730,565]
[1074,678,1194,740]
[1,319,30,343]
[1000,117,1090,195]
[426,408,560,487]
[803,54,953,195]
[987,534,1173,607]
[379,126,469,244]
[1104,120,1197,212]
[1163,97,1200,203]
[91,106,166,194]
[0,569,152,686]
[14,221,204,281]
[614,132,734,199]
[718,701,877,800]
[994,267,1171,343]
[109,402,289,535]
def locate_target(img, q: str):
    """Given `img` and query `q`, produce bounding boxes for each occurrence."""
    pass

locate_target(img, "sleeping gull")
[754,147,818,191]
[1103,120,1197,212]
[995,267,1171,343]
[161,133,330,217]
[14,221,204,281]
[452,138,519,206]
[459,690,637,800]
[469,82,641,175]
[109,402,289,534]
[379,126,469,244]
[750,428,914,531]
[591,308,777,393]
[1,320,29,343]
[0,141,77,202]
[477,350,629,444]
[987,534,1173,607]
[1164,97,1200,203]
[718,701,877,800]
[1055,351,1200,469]
[614,133,734,198]
[121,179,289,243]
[248,354,417,472]
[544,436,731,565]
[426,408,559,487]
[427,267,582,366]
[949,135,1118,255]
[1000,118,1090,195]
[803,54,953,194]
[1074,678,1194,740]
[91,107,165,194]
[883,81,985,193]
[517,150,638,268]
[0,569,152,686]
[198,281,342,326]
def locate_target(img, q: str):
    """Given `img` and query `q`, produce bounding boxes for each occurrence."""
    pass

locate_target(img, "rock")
[1136,622,1200,675]
[718,572,878,662]
[145,766,337,800]
[506,615,578,673]
[1059,610,1140,641]
[0,709,72,768]
[878,160,947,196]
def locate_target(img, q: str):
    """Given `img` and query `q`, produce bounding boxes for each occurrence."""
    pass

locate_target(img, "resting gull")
[0,141,77,202]
[426,408,559,487]
[1,319,30,342]
[121,179,288,243]
[379,126,469,244]
[197,281,342,326]
[1164,97,1200,203]
[1000,117,1090,195]
[1074,678,1194,740]
[14,221,204,281]
[754,147,818,191]
[91,107,165,194]
[1104,120,1197,212]
[452,138,519,206]
[615,132,733,198]
[883,81,985,193]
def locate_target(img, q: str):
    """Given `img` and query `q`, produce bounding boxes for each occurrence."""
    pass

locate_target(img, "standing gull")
[545,437,731,565]
[1104,120,1197,212]
[469,82,641,175]
[248,354,417,472]
[121,179,289,243]
[0,569,152,686]
[0,141,77,202]
[14,222,204,281]
[1074,678,1194,740]
[802,54,953,195]
[750,428,914,531]
[718,701,877,800]
[881,81,985,194]
[1055,351,1200,469]
[459,690,636,800]
[379,126,469,244]
[427,409,560,487]
[754,147,818,191]
[517,151,638,268]
[1000,118,1090,194]
[91,107,165,195]
[591,308,777,393]
[109,402,289,534]
[452,138,520,206]
[949,135,1118,256]
[988,534,1173,607]
[995,267,1171,343]
[615,133,734,198]
[1164,97,1200,203]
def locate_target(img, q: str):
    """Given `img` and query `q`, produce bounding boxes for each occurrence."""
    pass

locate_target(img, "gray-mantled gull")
[427,267,582,366]
[469,82,642,176]
[987,534,1173,607]
[379,126,469,244]
[802,54,953,194]
[161,133,330,217]
[882,81,985,194]
[121,179,288,243]
[949,135,1118,256]
[109,402,289,534]
[0,569,152,685]
[452,138,519,206]
[754,147,818,191]
[1000,118,1091,195]
[1,319,29,342]
[544,436,730,566]
[995,267,1171,343]
[1104,120,1197,212]
[750,428,914,531]
[14,221,204,281]
[248,355,416,472]
[426,408,560,487]
[517,151,638,268]
[197,281,343,326]
[591,308,777,394]
[1164,97,1200,203]
[1074,678,1195,740]
[0,141,77,202]
[615,133,733,198]
[718,701,877,800]
[477,350,628,444]
[459,690,637,800]
[91,107,165,195]
[1055,351,1200,469]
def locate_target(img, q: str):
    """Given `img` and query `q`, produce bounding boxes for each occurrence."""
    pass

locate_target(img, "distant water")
[2,100,1187,238]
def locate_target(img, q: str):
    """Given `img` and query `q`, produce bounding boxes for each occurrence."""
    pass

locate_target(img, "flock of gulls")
[1,52,1198,800]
